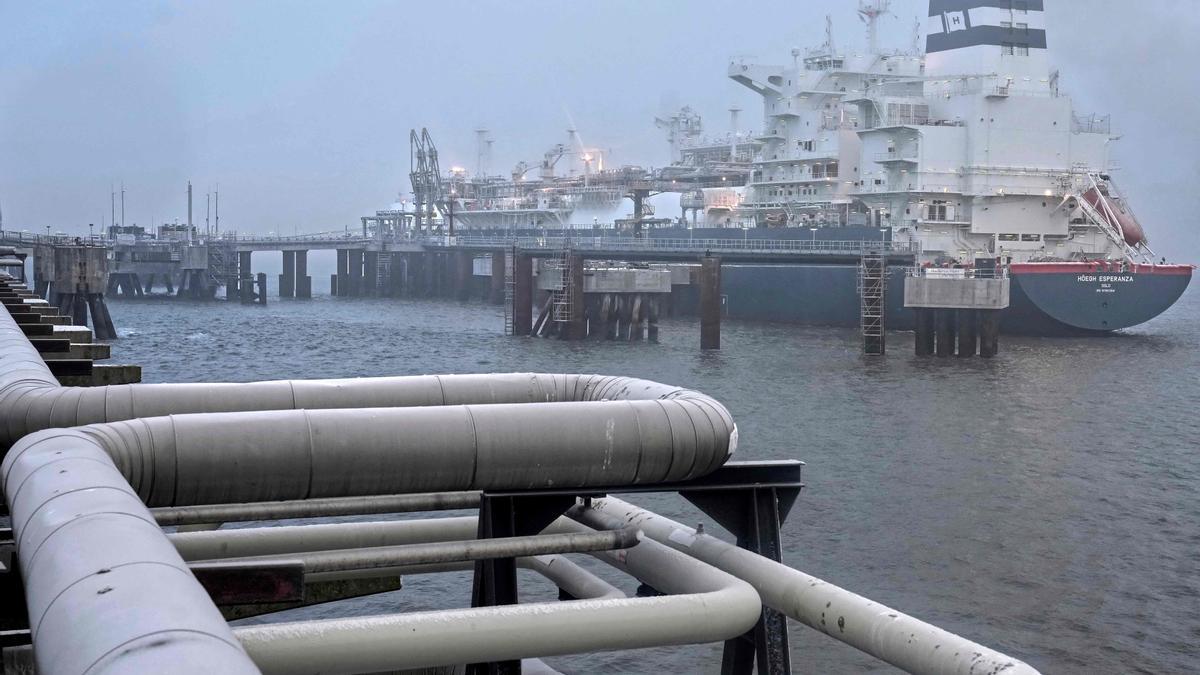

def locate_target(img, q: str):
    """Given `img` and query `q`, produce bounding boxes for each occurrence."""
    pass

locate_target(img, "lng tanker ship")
[399,0,1191,335]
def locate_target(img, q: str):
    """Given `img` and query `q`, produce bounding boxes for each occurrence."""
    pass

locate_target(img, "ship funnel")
[925,0,1051,94]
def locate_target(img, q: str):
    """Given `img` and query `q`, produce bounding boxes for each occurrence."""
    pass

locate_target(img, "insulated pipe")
[0,428,260,675]
[232,518,762,675]
[8,401,729,507]
[197,528,642,574]
[577,497,1042,675]
[1,391,732,675]
[153,491,482,526]
[0,309,734,456]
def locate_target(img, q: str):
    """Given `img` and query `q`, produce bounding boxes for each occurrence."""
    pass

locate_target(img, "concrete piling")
[256,273,268,305]
[956,309,978,357]
[348,249,364,297]
[934,309,955,357]
[699,256,721,350]
[239,251,254,304]
[914,308,935,356]
[280,251,296,298]
[295,250,312,299]
[979,309,1001,358]
[455,251,473,302]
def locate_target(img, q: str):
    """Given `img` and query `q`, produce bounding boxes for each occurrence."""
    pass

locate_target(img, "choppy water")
[104,282,1200,674]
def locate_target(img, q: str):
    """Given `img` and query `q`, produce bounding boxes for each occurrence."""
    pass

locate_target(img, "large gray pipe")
[577,497,1042,675]
[0,308,733,452]
[1,381,735,674]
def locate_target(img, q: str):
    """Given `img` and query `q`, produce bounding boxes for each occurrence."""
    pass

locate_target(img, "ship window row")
[766,187,821,198]
[997,233,1042,241]
[1001,43,1030,56]
[1000,21,1029,31]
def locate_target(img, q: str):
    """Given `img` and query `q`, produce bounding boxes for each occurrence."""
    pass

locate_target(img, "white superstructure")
[731,0,1155,264]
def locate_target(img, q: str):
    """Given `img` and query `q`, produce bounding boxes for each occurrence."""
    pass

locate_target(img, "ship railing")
[425,235,919,256]
[907,265,1009,279]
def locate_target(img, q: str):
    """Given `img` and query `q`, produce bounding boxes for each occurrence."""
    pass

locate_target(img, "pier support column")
[238,251,254,304]
[699,256,722,350]
[647,295,661,343]
[335,249,349,297]
[256,272,268,305]
[914,308,935,356]
[979,310,1001,358]
[455,251,474,302]
[511,253,533,336]
[956,309,978,357]
[565,254,586,340]
[348,249,364,297]
[295,250,311,299]
[363,250,379,297]
[489,251,505,304]
[934,309,955,357]
[279,250,296,298]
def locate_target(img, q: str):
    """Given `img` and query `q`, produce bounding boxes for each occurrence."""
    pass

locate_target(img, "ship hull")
[672,261,1191,336]
[457,225,1192,335]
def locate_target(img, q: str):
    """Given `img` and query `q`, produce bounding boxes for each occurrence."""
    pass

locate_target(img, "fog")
[0,0,1196,259]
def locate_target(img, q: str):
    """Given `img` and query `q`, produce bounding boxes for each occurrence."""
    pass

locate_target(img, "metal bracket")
[465,461,803,675]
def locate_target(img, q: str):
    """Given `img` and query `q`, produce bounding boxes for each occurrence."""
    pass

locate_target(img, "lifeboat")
[1082,187,1146,246]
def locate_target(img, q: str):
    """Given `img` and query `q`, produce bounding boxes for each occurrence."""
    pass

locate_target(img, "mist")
[1,0,1196,260]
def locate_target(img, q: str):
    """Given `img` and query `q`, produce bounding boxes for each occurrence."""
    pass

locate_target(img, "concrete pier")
[956,309,978,358]
[348,249,364,297]
[279,250,296,298]
[295,250,311,299]
[48,245,117,340]
[699,256,722,350]
[979,309,1001,358]
[905,271,1009,358]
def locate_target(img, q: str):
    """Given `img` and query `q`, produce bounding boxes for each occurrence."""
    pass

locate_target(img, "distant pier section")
[904,266,1009,357]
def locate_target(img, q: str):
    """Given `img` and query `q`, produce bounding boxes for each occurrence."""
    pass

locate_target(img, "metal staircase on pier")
[550,246,577,325]
[375,251,392,295]
[503,247,515,336]
[207,244,237,289]
[858,249,886,355]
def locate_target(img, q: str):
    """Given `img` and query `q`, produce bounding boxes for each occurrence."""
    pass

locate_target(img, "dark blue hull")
[671,262,1191,336]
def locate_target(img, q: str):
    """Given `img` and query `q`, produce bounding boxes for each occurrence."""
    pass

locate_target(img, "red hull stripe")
[1009,262,1195,276]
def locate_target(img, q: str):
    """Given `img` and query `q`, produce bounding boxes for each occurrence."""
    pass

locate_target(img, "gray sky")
[1,0,1196,259]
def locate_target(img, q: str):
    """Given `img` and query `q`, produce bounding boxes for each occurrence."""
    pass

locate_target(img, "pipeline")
[0,306,734,453]
[197,528,643,573]
[576,497,1042,675]
[152,491,483,526]
[231,518,761,675]
[1,377,736,674]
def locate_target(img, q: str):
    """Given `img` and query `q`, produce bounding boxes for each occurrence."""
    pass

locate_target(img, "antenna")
[214,186,219,234]
[857,0,892,55]
[474,127,491,178]
[825,15,836,57]
[911,16,921,54]
[120,183,125,229]
[206,191,211,237]
[729,105,741,161]
[110,185,116,234]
